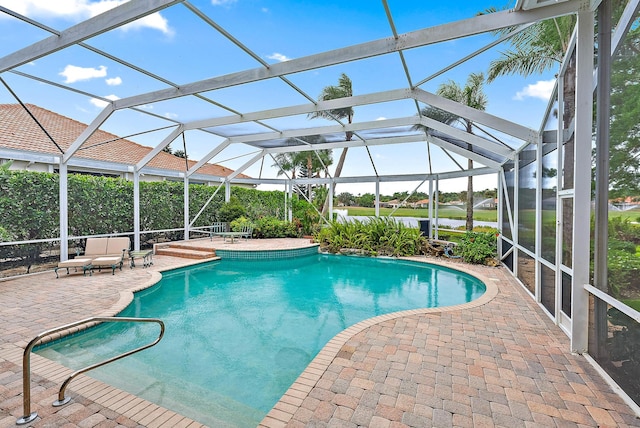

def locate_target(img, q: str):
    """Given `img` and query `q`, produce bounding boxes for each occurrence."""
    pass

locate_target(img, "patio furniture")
[209,222,227,241]
[239,225,253,241]
[213,231,245,243]
[56,237,129,276]
[91,256,125,275]
[54,258,93,278]
[129,249,154,268]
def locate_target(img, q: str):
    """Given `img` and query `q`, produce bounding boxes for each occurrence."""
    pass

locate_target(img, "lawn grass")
[346,206,498,222]
[344,206,639,223]
[622,299,640,312]
[609,210,640,222]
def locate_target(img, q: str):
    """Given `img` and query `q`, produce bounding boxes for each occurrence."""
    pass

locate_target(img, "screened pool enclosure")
[1,0,640,412]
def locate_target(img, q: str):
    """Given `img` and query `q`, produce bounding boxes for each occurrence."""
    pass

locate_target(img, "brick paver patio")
[1,238,639,427]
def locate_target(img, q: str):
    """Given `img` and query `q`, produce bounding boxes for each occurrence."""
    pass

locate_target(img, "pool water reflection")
[37,254,485,427]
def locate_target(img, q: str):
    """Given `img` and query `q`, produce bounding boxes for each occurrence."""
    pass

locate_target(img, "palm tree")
[308,73,354,215]
[271,135,333,200]
[479,8,575,82]
[413,72,488,231]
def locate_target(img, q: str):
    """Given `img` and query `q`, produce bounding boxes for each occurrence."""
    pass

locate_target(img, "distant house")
[381,199,406,208]
[609,196,640,211]
[478,198,498,209]
[411,199,430,208]
[446,200,465,206]
[0,103,251,186]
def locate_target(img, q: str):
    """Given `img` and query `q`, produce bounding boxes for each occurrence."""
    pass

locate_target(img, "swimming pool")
[37,254,486,427]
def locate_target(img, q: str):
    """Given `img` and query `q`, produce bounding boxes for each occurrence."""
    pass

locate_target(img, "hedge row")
[0,170,316,241]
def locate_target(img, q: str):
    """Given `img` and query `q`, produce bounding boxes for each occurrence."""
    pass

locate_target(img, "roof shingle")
[0,103,246,178]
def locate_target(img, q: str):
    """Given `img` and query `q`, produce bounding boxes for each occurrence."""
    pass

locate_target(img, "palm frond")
[487,48,561,82]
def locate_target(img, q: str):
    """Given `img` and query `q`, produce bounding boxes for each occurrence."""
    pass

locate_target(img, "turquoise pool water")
[37,254,485,427]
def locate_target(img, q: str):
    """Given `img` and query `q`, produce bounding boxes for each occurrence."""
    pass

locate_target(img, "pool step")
[155,244,217,260]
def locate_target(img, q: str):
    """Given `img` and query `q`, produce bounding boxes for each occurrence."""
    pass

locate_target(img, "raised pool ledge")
[215,243,320,260]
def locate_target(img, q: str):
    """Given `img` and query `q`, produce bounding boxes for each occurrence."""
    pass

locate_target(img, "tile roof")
[0,103,246,179]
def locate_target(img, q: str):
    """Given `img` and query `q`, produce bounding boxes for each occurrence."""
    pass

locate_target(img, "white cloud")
[105,76,122,86]
[0,0,173,34]
[514,79,555,101]
[90,94,119,108]
[211,0,237,5]
[122,13,173,36]
[376,116,387,121]
[164,112,178,119]
[60,64,107,83]
[267,53,290,62]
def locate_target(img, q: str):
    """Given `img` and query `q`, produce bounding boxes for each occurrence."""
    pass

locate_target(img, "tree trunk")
[466,121,474,232]
[322,147,348,216]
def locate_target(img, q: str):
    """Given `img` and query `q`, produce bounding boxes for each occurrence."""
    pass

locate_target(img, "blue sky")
[0,0,558,195]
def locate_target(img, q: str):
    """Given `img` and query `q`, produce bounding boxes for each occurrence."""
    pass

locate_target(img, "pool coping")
[258,255,499,427]
[2,252,498,428]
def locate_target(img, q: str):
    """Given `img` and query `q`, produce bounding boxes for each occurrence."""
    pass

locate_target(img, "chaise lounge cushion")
[84,238,109,256]
[105,237,130,257]
[91,256,124,275]
[55,257,93,278]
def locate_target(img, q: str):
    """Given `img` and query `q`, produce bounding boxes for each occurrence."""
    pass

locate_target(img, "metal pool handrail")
[17,316,165,425]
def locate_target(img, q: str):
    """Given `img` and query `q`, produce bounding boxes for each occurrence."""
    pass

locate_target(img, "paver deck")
[0,238,639,427]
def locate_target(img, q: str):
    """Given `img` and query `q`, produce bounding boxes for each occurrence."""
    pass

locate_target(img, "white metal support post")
[284,182,288,221]
[59,162,68,261]
[225,180,231,202]
[133,172,140,251]
[328,179,334,220]
[434,177,439,239]
[535,130,543,301]
[497,172,503,257]
[184,176,189,241]
[375,181,380,217]
[513,153,520,278]
[428,179,433,238]
[288,182,293,222]
[555,63,566,325]
[571,6,595,354]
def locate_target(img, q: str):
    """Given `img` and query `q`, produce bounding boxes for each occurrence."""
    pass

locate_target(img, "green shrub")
[609,217,640,245]
[0,226,13,242]
[608,239,637,254]
[230,216,254,233]
[253,217,299,238]
[608,249,640,298]
[457,231,497,264]
[217,197,247,222]
[314,217,424,257]
[0,169,322,244]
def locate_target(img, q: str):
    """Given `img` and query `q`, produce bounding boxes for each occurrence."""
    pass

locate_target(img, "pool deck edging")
[259,257,500,428]
[4,241,638,427]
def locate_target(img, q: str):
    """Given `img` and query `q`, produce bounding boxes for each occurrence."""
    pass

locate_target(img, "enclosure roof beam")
[225,151,266,181]
[227,117,421,145]
[113,1,580,110]
[413,89,537,144]
[612,0,640,56]
[233,167,495,187]
[0,0,184,73]
[186,139,232,177]
[418,117,514,158]
[184,88,413,131]
[428,136,502,170]
[135,125,184,172]
[63,105,115,163]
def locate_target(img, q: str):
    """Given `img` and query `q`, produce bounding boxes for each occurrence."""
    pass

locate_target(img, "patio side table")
[129,250,153,268]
